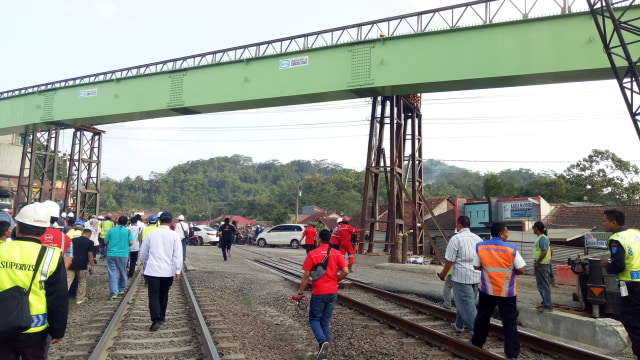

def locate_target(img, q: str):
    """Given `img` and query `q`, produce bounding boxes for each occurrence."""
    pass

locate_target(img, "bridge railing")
[0,0,586,99]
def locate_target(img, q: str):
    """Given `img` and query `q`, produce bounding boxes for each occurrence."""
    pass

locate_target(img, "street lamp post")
[296,180,301,224]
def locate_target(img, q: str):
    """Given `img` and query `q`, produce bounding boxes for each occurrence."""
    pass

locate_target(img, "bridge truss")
[588,0,640,141]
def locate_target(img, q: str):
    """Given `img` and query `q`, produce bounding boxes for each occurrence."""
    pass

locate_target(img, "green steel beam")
[0,9,632,135]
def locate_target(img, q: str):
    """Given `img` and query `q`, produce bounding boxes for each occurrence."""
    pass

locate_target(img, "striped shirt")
[445,228,482,284]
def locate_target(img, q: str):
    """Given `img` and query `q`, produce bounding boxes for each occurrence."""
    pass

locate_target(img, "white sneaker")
[76,297,88,304]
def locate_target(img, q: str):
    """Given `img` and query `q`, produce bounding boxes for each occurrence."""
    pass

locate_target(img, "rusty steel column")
[63,126,104,220]
[360,95,426,262]
[14,129,61,214]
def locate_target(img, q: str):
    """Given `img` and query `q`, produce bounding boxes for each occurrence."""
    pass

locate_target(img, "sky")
[2,0,639,181]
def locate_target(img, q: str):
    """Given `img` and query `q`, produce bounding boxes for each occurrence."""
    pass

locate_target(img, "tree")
[527,177,566,203]
[562,149,640,204]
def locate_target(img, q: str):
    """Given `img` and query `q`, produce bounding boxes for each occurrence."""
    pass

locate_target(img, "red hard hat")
[106,213,113,217]
[342,216,350,222]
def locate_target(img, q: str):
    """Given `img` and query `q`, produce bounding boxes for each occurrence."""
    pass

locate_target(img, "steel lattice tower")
[14,129,61,213]
[359,95,446,264]
[63,126,104,220]
[588,0,640,141]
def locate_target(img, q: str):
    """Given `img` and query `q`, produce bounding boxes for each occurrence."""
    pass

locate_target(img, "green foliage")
[98,156,362,224]
[561,149,640,205]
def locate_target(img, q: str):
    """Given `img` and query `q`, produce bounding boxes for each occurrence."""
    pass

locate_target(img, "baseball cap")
[15,202,51,228]
[178,214,185,221]
[160,211,173,221]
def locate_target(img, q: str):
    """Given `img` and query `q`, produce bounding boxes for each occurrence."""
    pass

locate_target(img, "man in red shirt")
[294,229,349,359]
[40,200,72,269]
[301,223,317,254]
[329,216,358,271]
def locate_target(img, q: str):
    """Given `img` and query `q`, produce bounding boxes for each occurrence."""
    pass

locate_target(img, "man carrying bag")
[0,202,68,360]
[294,229,349,360]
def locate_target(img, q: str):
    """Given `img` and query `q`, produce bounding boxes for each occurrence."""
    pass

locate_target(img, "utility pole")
[296,180,300,224]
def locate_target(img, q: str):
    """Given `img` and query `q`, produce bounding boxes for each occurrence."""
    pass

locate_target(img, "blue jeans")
[181,238,187,259]
[535,264,552,309]
[452,281,478,333]
[309,293,337,344]
[107,256,128,296]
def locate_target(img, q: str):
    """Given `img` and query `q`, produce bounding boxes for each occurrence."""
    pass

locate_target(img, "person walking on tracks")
[438,216,482,336]
[470,222,526,360]
[294,229,349,360]
[329,216,358,271]
[67,229,95,304]
[0,202,68,360]
[139,211,182,332]
[104,216,134,299]
[601,209,640,359]
[532,221,552,312]
[218,218,236,261]
[175,215,189,261]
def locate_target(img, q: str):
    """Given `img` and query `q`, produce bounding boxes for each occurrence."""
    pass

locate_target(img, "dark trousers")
[0,338,47,360]
[146,275,173,322]
[303,244,316,254]
[128,251,138,278]
[621,283,640,357]
[92,245,98,262]
[221,240,231,260]
[471,291,520,359]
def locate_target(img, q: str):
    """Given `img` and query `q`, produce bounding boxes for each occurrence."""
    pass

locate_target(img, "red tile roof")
[547,204,640,232]
[211,215,255,227]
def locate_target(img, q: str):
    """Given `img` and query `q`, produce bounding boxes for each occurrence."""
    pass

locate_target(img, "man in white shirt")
[140,211,183,332]
[438,216,482,336]
[174,214,189,261]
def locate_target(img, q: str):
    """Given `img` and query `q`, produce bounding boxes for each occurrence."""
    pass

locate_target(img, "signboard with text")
[585,232,611,249]
[502,201,533,220]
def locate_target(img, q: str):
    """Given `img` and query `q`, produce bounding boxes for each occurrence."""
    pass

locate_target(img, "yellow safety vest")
[533,235,552,265]
[142,225,158,241]
[66,229,82,239]
[611,229,640,281]
[99,220,113,238]
[0,240,60,333]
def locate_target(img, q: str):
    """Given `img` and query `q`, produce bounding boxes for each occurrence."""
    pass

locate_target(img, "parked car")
[193,226,218,246]
[256,224,304,249]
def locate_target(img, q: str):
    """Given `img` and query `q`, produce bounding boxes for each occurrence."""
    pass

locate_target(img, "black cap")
[160,211,173,221]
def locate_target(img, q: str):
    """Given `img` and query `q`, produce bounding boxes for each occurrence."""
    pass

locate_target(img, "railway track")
[253,256,613,360]
[86,270,221,360]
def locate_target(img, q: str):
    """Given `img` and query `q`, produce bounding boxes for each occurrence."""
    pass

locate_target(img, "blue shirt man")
[104,216,133,298]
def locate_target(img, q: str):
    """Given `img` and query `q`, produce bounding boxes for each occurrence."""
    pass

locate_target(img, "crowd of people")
[0,203,185,359]
[2,202,639,360]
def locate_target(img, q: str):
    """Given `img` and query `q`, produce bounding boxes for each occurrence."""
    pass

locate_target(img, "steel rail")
[259,256,614,360]
[182,270,221,360]
[349,282,613,360]
[336,294,504,360]
[88,269,220,360]
[1,0,587,99]
[88,269,144,360]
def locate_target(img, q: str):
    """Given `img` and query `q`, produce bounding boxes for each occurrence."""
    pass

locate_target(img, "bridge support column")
[359,95,448,264]
[63,126,104,220]
[14,129,61,214]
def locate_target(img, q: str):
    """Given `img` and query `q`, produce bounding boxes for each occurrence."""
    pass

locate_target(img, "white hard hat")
[178,215,185,221]
[61,212,67,218]
[98,215,104,220]
[42,200,60,218]
[68,212,74,218]
[15,202,51,228]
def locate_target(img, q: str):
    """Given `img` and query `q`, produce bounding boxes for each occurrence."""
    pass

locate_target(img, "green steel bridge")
[0,0,635,136]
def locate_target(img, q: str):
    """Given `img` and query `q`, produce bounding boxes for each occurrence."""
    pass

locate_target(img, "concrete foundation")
[518,308,630,352]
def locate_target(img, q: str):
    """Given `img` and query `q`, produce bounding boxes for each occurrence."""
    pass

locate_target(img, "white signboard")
[502,201,533,220]
[279,56,309,69]
[79,89,98,98]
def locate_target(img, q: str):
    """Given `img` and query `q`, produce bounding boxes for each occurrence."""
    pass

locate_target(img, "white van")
[256,224,304,249]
